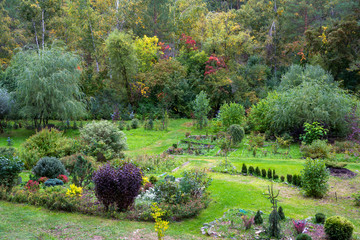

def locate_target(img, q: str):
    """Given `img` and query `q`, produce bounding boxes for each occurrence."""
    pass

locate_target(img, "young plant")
[254,210,263,224]
[265,184,281,238]
[151,203,169,240]
[301,158,329,198]
[242,215,254,230]
[293,220,306,234]
[300,122,328,145]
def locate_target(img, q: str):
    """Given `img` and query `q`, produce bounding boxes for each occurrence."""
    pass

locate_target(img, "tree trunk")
[42,9,45,50]
[88,15,100,73]
[33,21,40,52]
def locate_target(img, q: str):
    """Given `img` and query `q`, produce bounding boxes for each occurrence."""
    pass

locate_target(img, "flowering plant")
[66,184,82,197]
[293,220,306,234]
[38,177,49,183]
[26,180,39,192]
[57,174,69,183]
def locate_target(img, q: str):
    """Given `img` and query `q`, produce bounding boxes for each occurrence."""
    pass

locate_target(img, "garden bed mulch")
[328,167,357,179]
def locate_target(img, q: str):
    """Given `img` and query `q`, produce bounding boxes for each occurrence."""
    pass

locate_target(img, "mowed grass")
[1,119,360,239]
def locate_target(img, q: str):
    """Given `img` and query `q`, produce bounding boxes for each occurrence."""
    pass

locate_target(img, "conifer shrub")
[248,166,255,175]
[280,176,285,182]
[44,178,64,187]
[131,118,140,129]
[278,206,285,220]
[262,169,267,178]
[287,174,293,184]
[255,167,261,176]
[254,210,263,224]
[32,157,67,179]
[242,163,247,175]
[267,168,272,179]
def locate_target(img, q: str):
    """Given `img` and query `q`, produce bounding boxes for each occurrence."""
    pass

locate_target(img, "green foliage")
[144,119,154,130]
[248,132,265,149]
[353,192,360,207]
[324,216,354,240]
[134,35,160,72]
[241,163,247,175]
[300,122,328,145]
[193,91,211,129]
[20,129,79,169]
[278,206,285,220]
[0,88,10,120]
[12,46,85,128]
[211,160,237,174]
[265,185,281,238]
[219,102,245,128]
[44,178,64,187]
[32,157,67,179]
[80,121,127,161]
[301,158,330,198]
[0,156,23,189]
[254,210,263,225]
[255,167,261,176]
[248,166,255,175]
[315,213,326,224]
[296,233,312,240]
[261,169,266,178]
[131,118,140,129]
[228,124,245,144]
[72,155,94,188]
[0,147,16,158]
[300,140,332,159]
[106,30,137,103]
[249,69,355,137]
[267,169,272,179]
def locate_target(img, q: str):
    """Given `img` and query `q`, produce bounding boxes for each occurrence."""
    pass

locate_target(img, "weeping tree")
[105,30,137,105]
[0,88,11,133]
[13,44,85,128]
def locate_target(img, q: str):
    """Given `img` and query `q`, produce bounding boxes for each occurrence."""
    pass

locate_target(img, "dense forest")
[0,0,359,122]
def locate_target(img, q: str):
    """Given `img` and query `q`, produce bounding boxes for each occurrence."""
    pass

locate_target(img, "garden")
[1,0,360,239]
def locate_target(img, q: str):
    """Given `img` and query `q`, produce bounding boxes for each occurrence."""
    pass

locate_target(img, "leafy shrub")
[300,140,331,159]
[44,178,64,187]
[131,118,140,129]
[32,157,67,179]
[219,102,245,128]
[287,174,293,184]
[127,153,183,174]
[118,121,126,130]
[242,215,254,230]
[296,233,312,240]
[93,163,142,211]
[249,68,354,137]
[20,128,79,169]
[254,210,263,224]
[38,177,48,183]
[126,124,131,131]
[332,141,358,154]
[0,156,23,189]
[261,169,266,178]
[324,216,354,240]
[228,124,245,144]
[144,119,154,130]
[72,155,94,187]
[293,220,306,234]
[0,147,17,158]
[80,120,127,161]
[301,158,330,198]
[60,154,95,175]
[248,132,265,149]
[315,213,326,224]
[66,184,83,197]
[179,169,211,198]
[242,163,247,175]
[300,122,328,145]
[274,175,279,180]
[278,206,285,220]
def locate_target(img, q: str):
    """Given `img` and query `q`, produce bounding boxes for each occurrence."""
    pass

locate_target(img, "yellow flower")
[66,184,83,197]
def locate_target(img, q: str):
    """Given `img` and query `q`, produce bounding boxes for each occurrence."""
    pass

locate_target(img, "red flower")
[26,180,40,192]
[57,174,69,183]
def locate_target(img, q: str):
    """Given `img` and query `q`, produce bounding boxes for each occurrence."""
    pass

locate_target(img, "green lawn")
[1,119,360,239]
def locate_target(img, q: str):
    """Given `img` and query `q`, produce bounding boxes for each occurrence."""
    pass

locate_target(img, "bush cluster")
[80,120,127,161]
[228,124,245,144]
[93,163,142,211]
[0,156,23,189]
[20,128,79,169]
[300,140,332,159]
[301,158,329,198]
[324,216,354,240]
